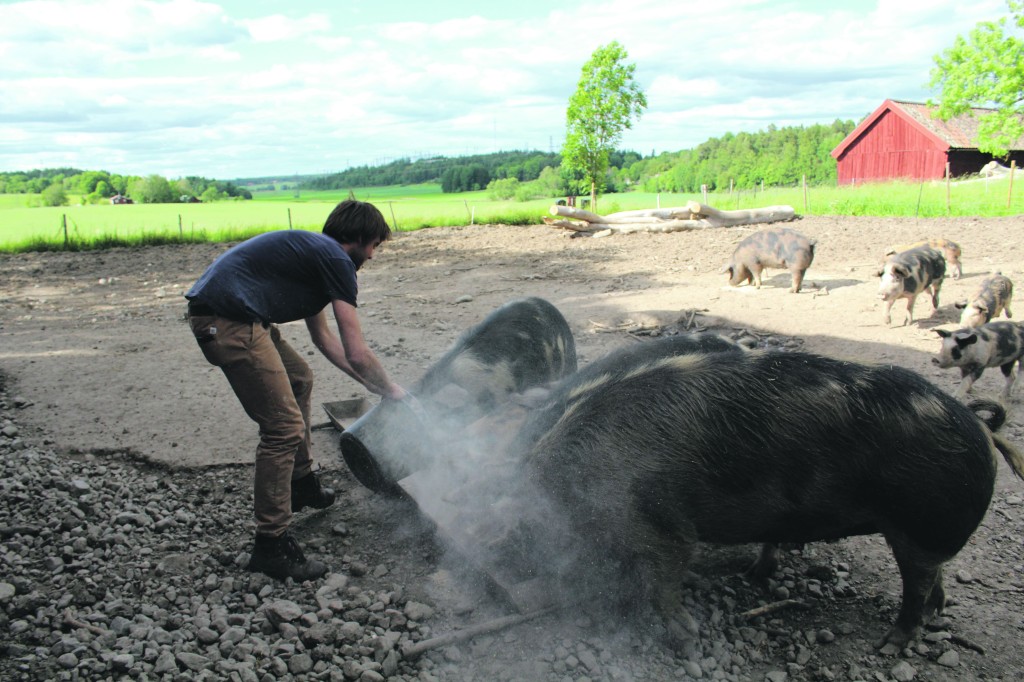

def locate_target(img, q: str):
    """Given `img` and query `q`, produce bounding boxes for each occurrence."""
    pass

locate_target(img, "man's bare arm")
[306,301,406,399]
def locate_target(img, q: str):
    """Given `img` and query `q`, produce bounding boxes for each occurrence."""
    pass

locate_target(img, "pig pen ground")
[1,214,1024,682]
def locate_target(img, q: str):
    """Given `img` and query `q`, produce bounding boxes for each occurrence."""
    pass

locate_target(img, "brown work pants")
[189,314,315,537]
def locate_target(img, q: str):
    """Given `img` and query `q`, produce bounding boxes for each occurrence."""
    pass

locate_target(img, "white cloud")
[0,0,244,49]
[242,13,330,42]
[0,0,1014,177]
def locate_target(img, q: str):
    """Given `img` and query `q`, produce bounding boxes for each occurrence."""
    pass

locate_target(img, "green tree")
[41,182,68,207]
[109,174,131,195]
[534,166,564,196]
[201,186,226,202]
[562,41,647,210]
[929,0,1024,157]
[487,177,520,200]
[130,174,175,203]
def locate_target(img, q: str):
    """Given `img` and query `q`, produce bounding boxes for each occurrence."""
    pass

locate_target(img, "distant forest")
[1,119,859,204]
[301,151,567,192]
[300,120,857,196]
[0,168,252,205]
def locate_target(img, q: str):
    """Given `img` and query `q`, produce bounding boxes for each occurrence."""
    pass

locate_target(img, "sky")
[0,0,1012,180]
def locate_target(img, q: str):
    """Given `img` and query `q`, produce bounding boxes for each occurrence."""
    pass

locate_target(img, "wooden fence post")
[178,214,183,237]
[701,184,708,204]
[288,208,293,229]
[1009,161,1017,209]
[946,162,951,213]
[802,175,808,213]
[62,214,68,247]
[388,202,399,230]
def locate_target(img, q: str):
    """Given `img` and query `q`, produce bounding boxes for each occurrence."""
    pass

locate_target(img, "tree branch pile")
[543,201,796,237]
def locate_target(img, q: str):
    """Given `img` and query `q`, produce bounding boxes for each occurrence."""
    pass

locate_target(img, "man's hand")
[383,383,408,401]
[386,388,428,423]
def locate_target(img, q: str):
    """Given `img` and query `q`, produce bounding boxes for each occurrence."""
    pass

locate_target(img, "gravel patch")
[4,372,1021,682]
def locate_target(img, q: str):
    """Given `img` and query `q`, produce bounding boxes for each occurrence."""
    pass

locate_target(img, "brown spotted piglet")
[721,227,815,293]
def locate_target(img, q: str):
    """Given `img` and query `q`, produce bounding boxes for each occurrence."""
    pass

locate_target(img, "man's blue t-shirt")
[186,231,358,324]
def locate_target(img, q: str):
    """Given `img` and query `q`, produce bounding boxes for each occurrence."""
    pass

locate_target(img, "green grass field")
[0,175,1020,252]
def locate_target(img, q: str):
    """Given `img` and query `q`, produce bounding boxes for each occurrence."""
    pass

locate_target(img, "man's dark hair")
[322,200,392,245]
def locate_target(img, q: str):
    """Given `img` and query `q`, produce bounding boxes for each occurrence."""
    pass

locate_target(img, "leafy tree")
[130,174,175,203]
[440,167,460,193]
[487,177,520,200]
[109,174,131,195]
[175,177,201,198]
[201,186,226,202]
[440,163,491,193]
[41,182,68,207]
[68,170,111,195]
[27,178,48,193]
[929,0,1024,157]
[534,166,564,197]
[562,41,647,210]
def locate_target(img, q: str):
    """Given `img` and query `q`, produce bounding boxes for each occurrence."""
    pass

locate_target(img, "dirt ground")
[2,214,1024,679]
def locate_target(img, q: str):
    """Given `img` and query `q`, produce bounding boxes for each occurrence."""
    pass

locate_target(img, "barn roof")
[831,99,1024,159]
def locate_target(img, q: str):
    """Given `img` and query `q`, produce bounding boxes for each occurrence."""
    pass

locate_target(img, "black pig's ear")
[955,332,978,347]
[936,329,952,338]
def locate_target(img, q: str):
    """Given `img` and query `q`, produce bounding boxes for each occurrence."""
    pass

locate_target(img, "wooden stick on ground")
[63,610,111,637]
[950,633,986,654]
[737,599,807,620]
[401,607,557,659]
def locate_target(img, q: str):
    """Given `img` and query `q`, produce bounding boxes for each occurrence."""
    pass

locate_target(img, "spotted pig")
[955,273,1013,328]
[877,246,946,325]
[933,320,1024,400]
[886,238,962,279]
[721,227,816,293]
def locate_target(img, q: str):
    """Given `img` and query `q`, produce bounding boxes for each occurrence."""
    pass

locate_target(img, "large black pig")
[721,227,816,293]
[339,296,577,494]
[515,347,1024,648]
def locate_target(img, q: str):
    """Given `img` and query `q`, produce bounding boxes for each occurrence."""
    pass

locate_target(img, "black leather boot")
[291,471,336,512]
[247,532,328,581]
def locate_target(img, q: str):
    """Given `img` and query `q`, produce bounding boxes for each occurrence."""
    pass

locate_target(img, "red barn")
[831,99,1024,185]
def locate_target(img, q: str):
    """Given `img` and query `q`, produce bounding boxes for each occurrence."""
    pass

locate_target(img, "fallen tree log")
[544,216,721,233]
[546,201,796,235]
[547,206,608,223]
[685,201,796,227]
[543,217,592,231]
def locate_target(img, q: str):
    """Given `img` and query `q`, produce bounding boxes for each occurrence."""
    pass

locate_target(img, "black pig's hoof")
[873,624,919,651]
[745,542,780,580]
